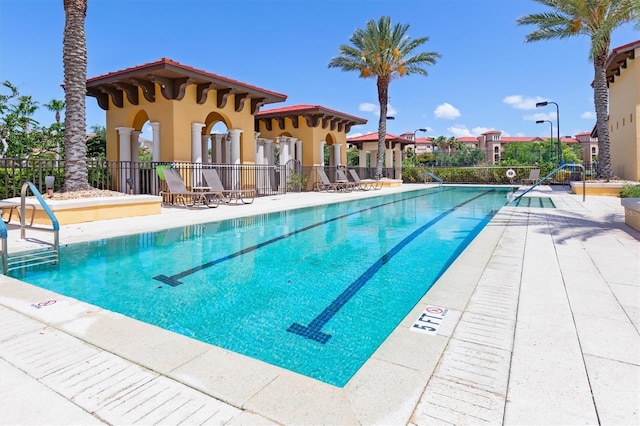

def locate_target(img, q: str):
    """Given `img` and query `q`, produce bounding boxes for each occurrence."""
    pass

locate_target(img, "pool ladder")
[0,182,60,274]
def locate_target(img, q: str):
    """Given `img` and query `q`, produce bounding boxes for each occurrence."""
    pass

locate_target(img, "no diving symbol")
[426,306,443,315]
[31,299,56,309]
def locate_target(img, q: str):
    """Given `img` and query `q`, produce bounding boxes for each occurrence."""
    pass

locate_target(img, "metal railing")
[511,163,586,204]
[0,181,60,274]
[0,158,601,199]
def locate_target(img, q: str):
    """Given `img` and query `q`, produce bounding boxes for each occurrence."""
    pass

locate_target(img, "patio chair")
[201,169,255,204]
[159,168,220,208]
[521,168,540,185]
[315,169,351,192]
[336,169,358,191]
[348,169,383,190]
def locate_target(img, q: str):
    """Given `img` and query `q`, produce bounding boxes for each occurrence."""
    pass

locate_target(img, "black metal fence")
[0,158,599,200]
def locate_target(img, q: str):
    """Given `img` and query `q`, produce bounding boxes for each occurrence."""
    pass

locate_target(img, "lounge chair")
[348,169,382,190]
[201,168,255,204]
[336,169,358,191]
[315,169,352,192]
[159,168,220,208]
[521,168,540,185]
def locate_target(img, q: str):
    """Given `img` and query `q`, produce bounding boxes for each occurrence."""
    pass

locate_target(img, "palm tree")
[44,99,65,124]
[517,0,639,179]
[328,16,440,179]
[62,0,89,191]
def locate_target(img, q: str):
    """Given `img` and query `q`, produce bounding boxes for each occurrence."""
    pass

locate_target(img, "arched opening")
[204,112,231,164]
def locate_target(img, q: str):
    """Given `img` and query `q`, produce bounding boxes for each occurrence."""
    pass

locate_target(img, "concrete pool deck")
[0,184,638,425]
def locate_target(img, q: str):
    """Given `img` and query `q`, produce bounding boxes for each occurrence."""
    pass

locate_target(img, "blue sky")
[1,0,638,140]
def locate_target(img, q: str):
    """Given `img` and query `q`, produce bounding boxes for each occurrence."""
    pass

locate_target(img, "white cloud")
[434,103,461,120]
[581,111,596,119]
[358,102,397,117]
[523,112,556,122]
[447,125,499,137]
[347,131,364,138]
[448,124,472,137]
[359,102,377,113]
[503,95,548,110]
[472,126,492,135]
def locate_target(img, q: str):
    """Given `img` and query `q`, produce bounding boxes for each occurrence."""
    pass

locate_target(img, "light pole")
[536,119,553,164]
[536,101,561,166]
[413,128,427,158]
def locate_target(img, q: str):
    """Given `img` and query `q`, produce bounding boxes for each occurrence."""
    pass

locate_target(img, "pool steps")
[1,182,59,274]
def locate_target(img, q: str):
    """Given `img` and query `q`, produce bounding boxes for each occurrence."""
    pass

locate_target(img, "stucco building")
[606,40,640,181]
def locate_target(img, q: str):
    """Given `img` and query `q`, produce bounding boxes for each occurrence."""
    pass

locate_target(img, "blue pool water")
[10,186,512,386]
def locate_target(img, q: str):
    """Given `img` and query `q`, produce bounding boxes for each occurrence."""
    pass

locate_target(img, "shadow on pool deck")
[1,184,638,425]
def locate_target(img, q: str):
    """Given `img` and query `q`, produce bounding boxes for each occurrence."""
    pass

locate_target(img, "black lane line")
[153,187,454,286]
[287,190,495,344]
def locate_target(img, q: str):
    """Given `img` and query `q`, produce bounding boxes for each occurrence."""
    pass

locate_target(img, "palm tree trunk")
[375,77,390,179]
[62,0,89,191]
[593,51,613,179]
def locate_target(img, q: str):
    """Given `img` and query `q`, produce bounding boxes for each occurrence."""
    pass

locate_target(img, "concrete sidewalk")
[1,185,638,425]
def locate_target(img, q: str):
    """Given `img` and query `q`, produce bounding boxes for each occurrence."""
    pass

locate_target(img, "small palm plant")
[328,16,440,179]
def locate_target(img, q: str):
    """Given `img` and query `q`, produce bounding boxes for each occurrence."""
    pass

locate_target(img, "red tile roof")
[347,132,414,143]
[256,104,366,123]
[87,57,287,100]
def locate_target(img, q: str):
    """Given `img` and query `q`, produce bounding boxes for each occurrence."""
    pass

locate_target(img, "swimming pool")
[10,186,512,386]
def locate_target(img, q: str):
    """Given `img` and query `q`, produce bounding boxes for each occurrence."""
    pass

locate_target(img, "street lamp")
[536,101,561,166]
[413,128,427,157]
[536,119,553,163]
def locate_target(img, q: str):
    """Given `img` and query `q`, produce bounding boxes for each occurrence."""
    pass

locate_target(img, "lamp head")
[418,128,427,132]
[386,116,395,120]
[536,101,548,107]
[536,120,544,124]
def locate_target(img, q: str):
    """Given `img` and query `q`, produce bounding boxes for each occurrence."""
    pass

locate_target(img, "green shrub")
[619,184,640,198]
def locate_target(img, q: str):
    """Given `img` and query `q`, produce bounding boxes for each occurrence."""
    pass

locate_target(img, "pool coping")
[1,184,638,425]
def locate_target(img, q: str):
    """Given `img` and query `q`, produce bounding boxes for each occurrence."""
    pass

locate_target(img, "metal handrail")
[425,171,443,184]
[0,216,7,273]
[511,163,586,204]
[20,182,60,250]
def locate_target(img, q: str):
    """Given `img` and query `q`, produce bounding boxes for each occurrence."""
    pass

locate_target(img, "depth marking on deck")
[410,305,449,335]
[153,187,454,286]
[287,190,496,343]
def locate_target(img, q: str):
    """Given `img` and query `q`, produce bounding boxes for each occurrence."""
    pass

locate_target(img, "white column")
[334,144,342,166]
[280,137,290,166]
[229,129,242,189]
[319,141,325,167]
[130,130,140,163]
[191,122,205,163]
[130,130,140,194]
[212,133,224,163]
[256,138,266,194]
[296,139,303,165]
[116,126,133,193]
[265,139,274,166]
[359,150,367,167]
[201,135,210,163]
[225,133,232,164]
[394,147,403,180]
[288,138,296,164]
[385,148,393,169]
[150,122,160,162]
[229,128,242,165]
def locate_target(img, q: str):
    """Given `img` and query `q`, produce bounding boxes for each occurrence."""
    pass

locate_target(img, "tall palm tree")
[517,0,639,179]
[44,99,65,124]
[328,16,440,179]
[62,0,89,191]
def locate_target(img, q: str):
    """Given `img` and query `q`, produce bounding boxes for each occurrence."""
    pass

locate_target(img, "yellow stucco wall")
[258,119,348,166]
[609,46,640,182]
[104,84,256,163]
